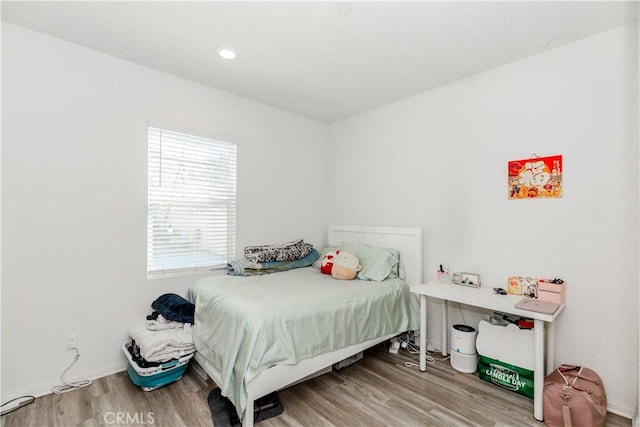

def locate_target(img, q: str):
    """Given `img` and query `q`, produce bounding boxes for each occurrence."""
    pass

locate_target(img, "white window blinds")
[147,126,236,278]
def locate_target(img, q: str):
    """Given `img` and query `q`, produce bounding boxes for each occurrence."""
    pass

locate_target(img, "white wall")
[637,20,640,427]
[2,17,639,420]
[328,24,639,417]
[1,23,328,400]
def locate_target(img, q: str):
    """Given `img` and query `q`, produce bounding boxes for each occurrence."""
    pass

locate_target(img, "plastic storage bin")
[475,320,534,398]
[122,341,193,391]
[537,281,566,304]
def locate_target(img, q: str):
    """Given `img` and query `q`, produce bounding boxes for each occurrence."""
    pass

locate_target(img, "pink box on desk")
[537,281,566,304]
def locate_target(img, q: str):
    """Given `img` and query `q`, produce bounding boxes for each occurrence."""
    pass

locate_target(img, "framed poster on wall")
[508,154,562,199]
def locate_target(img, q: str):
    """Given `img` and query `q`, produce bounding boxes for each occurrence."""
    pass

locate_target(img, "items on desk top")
[514,298,560,315]
[537,278,566,304]
[435,264,481,288]
[493,287,507,295]
[507,276,537,296]
[452,272,481,288]
[436,264,451,283]
[508,276,566,304]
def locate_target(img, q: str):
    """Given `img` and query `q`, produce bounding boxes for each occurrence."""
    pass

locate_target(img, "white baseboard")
[607,398,635,420]
[189,358,210,382]
[1,361,127,404]
[427,339,443,353]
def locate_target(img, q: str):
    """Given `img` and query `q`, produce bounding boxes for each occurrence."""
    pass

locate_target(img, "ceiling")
[2,1,638,123]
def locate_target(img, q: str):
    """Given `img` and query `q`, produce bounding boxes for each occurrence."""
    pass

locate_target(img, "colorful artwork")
[508,155,562,199]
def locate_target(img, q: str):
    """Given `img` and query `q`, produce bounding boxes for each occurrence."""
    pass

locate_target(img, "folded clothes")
[244,238,313,263]
[147,314,185,331]
[228,248,319,276]
[129,321,195,363]
[142,346,193,363]
[151,293,195,324]
[128,340,175,368]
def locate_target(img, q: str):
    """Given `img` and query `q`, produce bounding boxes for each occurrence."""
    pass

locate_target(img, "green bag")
[478,355,534,399]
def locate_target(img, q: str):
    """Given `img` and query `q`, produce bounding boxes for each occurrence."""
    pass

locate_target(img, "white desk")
[411,282,565,422]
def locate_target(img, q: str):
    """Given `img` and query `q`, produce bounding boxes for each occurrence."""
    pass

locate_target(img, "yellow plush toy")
[331,251,362,280]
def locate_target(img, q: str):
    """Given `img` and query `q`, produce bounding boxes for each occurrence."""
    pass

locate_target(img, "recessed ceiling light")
[337,3,351,15]
[218,48,237,60]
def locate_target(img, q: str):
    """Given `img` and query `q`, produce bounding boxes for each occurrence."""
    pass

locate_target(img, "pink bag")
[543,365,607,427]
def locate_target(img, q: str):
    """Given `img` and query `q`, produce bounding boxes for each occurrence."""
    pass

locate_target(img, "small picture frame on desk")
[453,272,481,288]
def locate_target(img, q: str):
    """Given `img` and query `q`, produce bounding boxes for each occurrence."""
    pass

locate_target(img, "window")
[147,125,236,278]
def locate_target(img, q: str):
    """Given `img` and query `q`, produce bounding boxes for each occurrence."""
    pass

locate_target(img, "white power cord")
[1,396,35,416]
[457,302,466,326]
[390,331,452,369]
[51,348,92,394]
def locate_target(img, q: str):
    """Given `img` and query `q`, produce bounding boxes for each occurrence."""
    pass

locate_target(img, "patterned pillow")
[244,239,313,263]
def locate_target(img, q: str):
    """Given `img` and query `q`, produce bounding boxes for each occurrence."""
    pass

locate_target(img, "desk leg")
[419,294,427,372]
[546,321,556,375]
[534,319,544,421]
[441,300,448,357]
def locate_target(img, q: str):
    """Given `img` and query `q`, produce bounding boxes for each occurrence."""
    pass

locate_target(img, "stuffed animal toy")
[320,251,338,275]
[331,251,361,280]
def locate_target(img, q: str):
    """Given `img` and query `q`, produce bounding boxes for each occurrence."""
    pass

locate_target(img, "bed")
[189,225,422,427]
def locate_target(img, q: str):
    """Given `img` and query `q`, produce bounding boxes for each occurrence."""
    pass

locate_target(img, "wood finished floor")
[2,344,631,427]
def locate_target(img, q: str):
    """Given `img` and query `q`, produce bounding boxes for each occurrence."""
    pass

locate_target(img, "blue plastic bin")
[122,341,193,391]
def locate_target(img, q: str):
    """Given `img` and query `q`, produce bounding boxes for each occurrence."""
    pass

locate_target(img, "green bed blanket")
[189,267,418,418]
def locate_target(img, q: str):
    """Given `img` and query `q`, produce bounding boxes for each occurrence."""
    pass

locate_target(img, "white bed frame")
[193,225,423,427]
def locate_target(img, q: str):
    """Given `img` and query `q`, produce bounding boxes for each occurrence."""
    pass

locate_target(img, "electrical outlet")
[66,334,78,350]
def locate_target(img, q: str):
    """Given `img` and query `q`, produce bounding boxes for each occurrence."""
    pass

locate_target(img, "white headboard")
[327,225,423,287]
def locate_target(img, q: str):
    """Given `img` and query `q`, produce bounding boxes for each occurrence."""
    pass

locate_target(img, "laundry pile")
[227,238,319,276]
[127,293,196,365]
